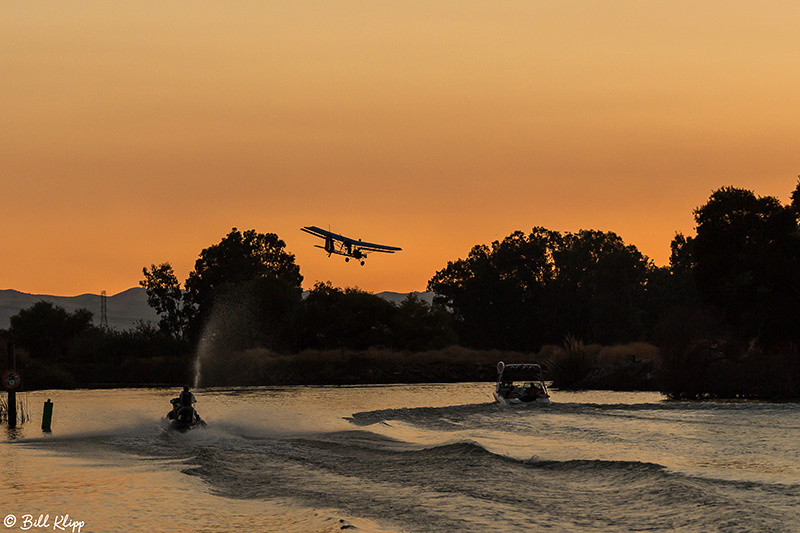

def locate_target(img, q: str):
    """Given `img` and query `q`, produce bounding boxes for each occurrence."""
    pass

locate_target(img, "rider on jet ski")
[169,386,202,426]
[179,385,195,407]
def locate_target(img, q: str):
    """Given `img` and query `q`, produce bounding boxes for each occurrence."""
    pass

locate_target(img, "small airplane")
[301,225,402,265]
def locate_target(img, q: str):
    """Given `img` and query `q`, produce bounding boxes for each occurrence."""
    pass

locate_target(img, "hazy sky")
[3,1,799,296]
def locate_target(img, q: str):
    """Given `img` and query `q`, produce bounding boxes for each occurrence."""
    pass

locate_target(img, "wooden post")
[7,342,16,428]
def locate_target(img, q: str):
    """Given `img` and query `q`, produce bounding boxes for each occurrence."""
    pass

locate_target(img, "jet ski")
[167,398,207,431]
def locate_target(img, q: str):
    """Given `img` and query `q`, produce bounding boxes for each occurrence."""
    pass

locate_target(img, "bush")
[18,358,76,390]
[659,338,800,399]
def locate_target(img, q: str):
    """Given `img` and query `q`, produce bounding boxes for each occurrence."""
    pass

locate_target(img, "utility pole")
[100,290,109,329]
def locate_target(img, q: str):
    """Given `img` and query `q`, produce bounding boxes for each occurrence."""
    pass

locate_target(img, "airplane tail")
[313,245,332,257]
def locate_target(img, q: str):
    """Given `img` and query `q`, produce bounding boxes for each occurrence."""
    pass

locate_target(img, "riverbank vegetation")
[3,180,800,399]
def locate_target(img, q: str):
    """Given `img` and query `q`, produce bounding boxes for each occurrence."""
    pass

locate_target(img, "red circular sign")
[2,369,22,391]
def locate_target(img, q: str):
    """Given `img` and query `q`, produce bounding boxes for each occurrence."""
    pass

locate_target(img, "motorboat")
[166,398,207,431]
[493,362,551,405]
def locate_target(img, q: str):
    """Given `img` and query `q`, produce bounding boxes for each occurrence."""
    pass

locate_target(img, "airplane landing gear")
[345,257,349,262]
[360,261,365,266]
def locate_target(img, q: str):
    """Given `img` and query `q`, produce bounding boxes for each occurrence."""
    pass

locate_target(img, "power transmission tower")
[100,290,109,329]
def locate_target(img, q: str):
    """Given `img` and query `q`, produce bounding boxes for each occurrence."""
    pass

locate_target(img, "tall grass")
[542,336,599,389]
[197,346,537,387]
[193,340,662,390]
[542,337,660,390]
[0,395,30,425]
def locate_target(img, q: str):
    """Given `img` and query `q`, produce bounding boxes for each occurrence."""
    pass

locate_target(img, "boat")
[166,398,207,431]
[493,362,551,405]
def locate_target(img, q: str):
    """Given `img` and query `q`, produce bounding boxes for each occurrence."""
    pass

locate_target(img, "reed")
[197,346,538,387]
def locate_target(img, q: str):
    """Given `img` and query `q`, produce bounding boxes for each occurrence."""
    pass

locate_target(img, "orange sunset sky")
[2,2,799,296]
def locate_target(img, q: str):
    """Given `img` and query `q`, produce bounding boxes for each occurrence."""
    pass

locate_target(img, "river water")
[1,384,798,532]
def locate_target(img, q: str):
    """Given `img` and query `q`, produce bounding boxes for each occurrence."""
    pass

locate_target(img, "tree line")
[3,180,800,397]
[138,228,456,354]
[427,180,800,397]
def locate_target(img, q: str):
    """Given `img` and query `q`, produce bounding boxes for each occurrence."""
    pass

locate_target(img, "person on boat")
[503,384,518,399]
[524,383,539,401]
[524,382,548,401]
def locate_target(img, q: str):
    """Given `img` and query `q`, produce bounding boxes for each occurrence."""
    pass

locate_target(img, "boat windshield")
[497,364,544,383]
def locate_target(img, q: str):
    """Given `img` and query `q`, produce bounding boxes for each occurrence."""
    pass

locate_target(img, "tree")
[428,227,652,349]
[669,232,695,276]
[185,228,302,300]
[791,176,800,216]
[428,228,560,349]
[551,230,650,344]
[141,228,303,344]
[692,185,800,343]
[288,282,396,351]
[9,301,94,360]
[391,294,457,351]
[140,262,186,339]
[642,233,701,343]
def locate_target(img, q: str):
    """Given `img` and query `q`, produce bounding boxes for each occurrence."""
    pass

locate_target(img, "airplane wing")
[301,226,353,243]
[300,226,334,239]
[353,240,402,253]
[300,226,402,253]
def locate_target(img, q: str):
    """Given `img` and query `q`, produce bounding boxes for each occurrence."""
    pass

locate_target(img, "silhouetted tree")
[428,227,650,349]
[791,176,800,216]
[141,228,303,345]
[692,186,800,343]
[551,229,650,344]
[140,262,186,339]
[6,302,103,388]
[642,233,701,342]
[65,321,191,384]
[669,232,696,277]
[288,282,396,351]
[656,180,800,398]
[428,228,560,349]
[390,294,457,351]
[9,301,94,361]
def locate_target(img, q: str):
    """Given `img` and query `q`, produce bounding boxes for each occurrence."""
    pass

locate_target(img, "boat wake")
[11,397,800,532]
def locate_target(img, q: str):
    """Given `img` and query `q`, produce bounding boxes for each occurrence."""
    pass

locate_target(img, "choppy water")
[1,385,798,532]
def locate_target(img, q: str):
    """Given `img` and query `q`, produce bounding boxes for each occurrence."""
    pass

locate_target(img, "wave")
[179,430,799,531]
[14,417,800,532]
[345,402,501,428]
[347,400,800,438]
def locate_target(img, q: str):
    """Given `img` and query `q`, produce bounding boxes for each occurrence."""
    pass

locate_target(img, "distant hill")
[0,288,158,331]
[0,288,434,331]
[370,291,434,306]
